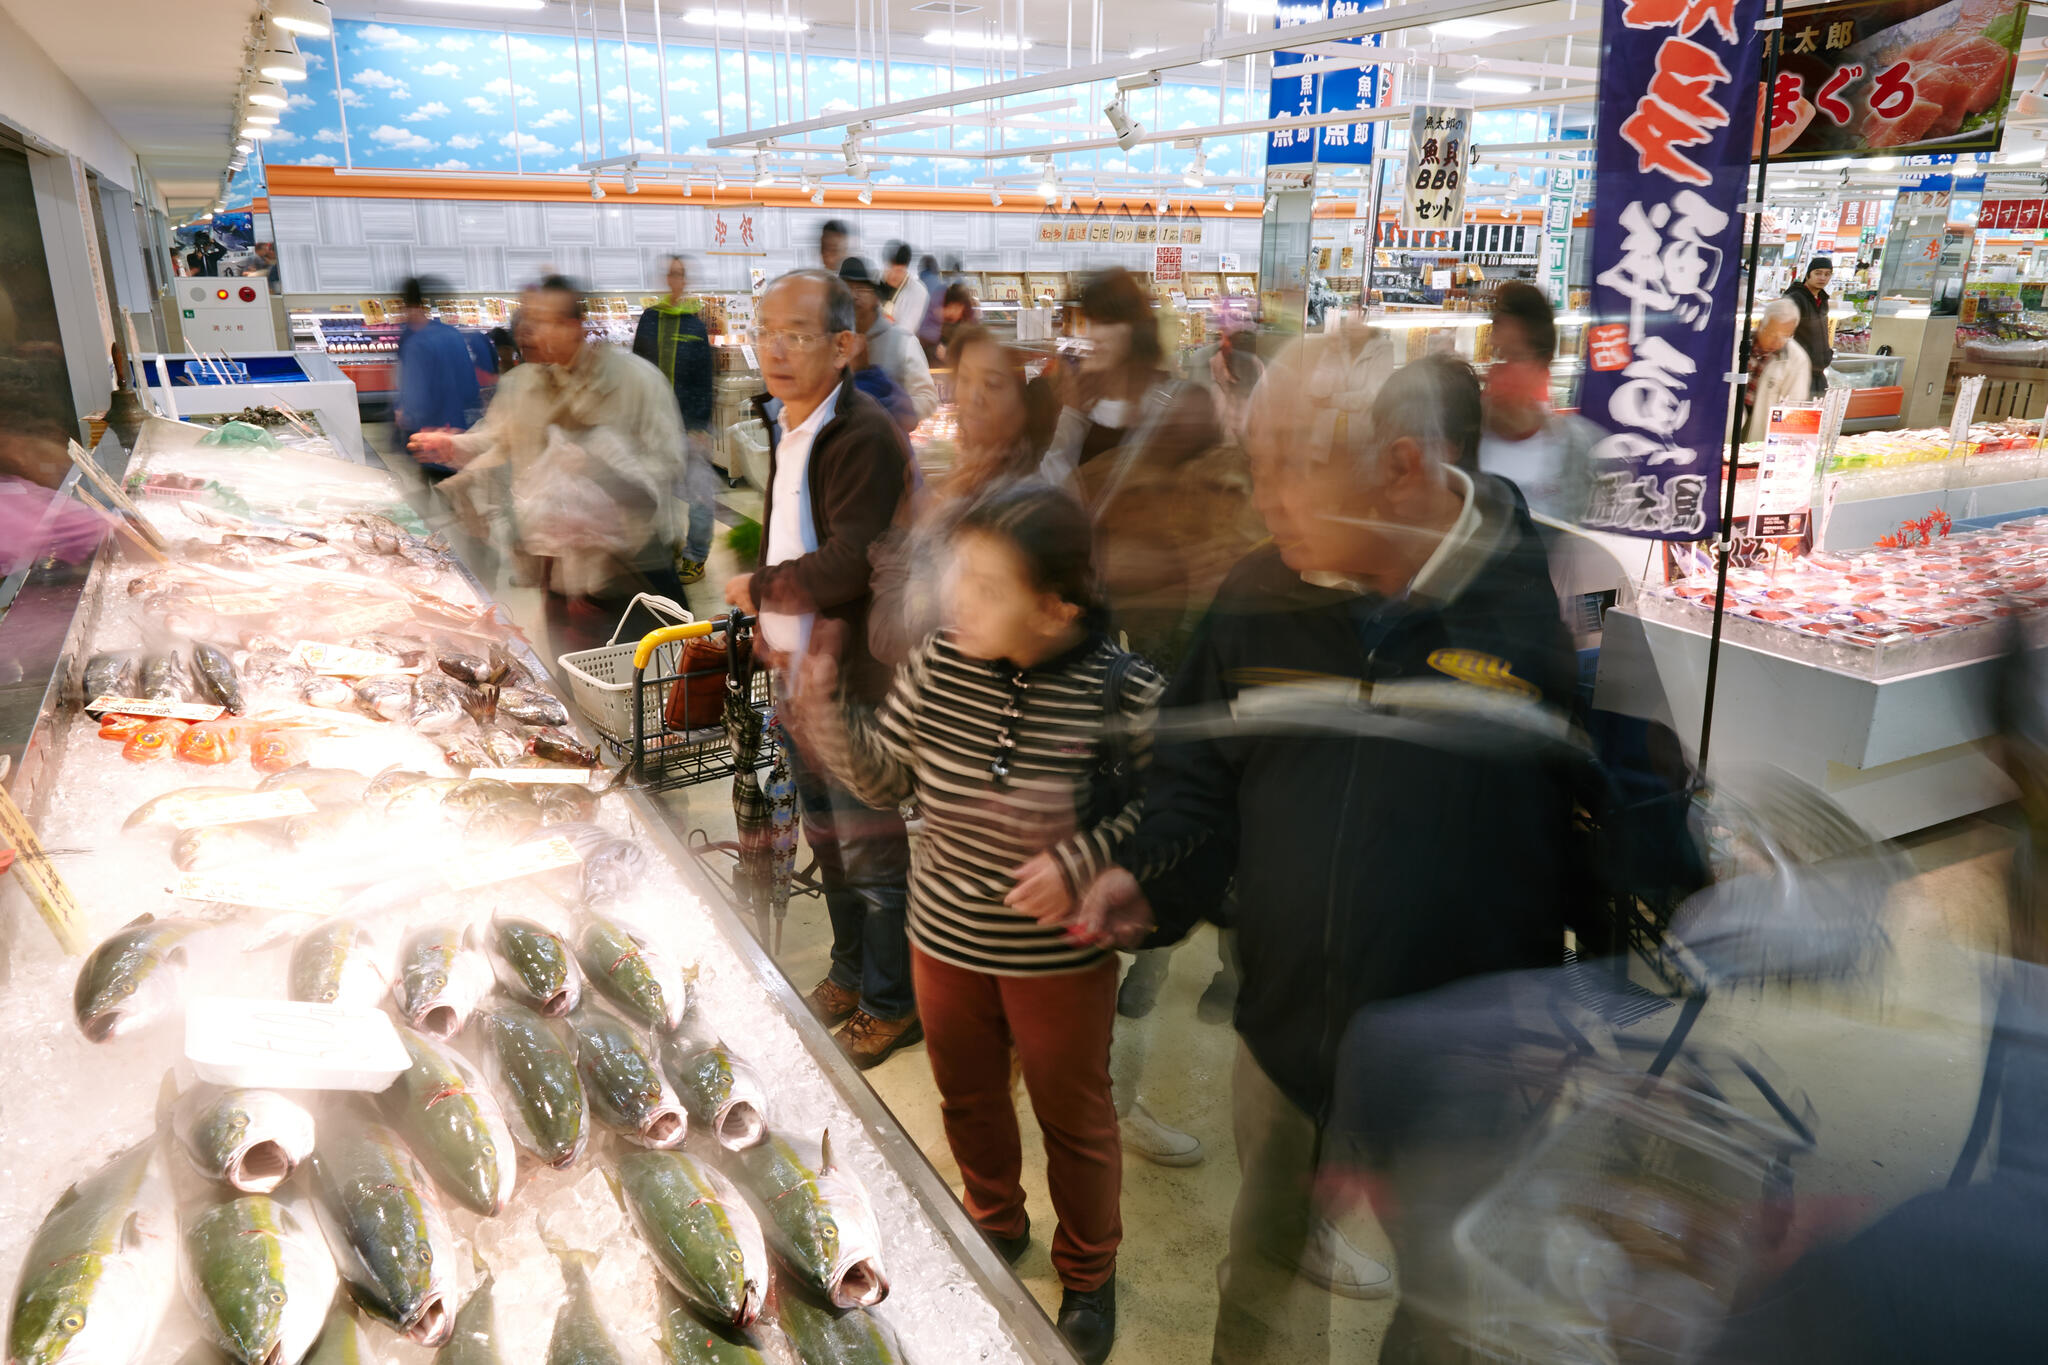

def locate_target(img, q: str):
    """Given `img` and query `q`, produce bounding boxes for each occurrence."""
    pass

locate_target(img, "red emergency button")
[216,289,229,299]
[238,286,257,302]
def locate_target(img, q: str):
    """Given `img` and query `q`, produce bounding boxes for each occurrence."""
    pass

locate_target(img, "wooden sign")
[0,783,90,955]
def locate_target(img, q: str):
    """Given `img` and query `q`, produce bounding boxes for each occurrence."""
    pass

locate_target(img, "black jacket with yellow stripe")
[1120,471,1595,1120]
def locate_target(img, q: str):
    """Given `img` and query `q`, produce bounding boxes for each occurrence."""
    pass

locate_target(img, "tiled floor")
[374,425,2023,1364]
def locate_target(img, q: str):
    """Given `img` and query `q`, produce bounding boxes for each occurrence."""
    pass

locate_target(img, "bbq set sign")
[1580,0,1768,539]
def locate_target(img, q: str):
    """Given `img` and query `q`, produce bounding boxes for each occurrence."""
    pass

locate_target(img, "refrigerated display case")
[0,416,1078,1365]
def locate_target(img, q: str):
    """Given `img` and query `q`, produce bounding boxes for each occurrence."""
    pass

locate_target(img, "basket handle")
[605,593,692,647]
[634,619,719,670]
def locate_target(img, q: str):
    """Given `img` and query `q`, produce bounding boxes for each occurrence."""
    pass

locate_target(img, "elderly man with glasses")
[726,268,921,1068]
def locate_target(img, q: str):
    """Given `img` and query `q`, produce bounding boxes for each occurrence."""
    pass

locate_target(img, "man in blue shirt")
[395,276,480,484]
[632,253,720,584]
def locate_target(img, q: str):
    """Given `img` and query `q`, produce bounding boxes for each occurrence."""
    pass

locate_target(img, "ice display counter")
[140,351,366,459]
[0,416,1073,1365]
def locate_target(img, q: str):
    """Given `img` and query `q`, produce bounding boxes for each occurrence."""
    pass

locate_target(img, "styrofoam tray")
[185,995,409,1090]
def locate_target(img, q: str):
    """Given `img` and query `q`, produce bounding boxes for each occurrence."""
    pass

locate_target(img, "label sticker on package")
[324,600,417,636]
[173,870,341,913]
[197,591,287,616]
[86,695,225,722]
[468,768,594,785]
[167,789,317,831]
[443,835,582,892]
[292,642,408,676]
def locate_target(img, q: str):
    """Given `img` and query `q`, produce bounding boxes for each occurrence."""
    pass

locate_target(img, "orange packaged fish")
[98,713,150,742]
[176,718,251,765]
[122,718,190,762]
[249,725,311,774]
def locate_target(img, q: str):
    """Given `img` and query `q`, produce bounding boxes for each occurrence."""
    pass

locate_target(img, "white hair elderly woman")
[1744,297,1814,443]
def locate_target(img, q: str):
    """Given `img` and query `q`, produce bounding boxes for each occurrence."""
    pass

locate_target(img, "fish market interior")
[13,0,2048,1362]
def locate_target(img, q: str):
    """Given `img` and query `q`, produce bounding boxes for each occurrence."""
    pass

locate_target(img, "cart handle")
[634,619,719,669]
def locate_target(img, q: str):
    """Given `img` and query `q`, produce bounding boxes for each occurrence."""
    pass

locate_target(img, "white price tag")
[87,695,225,723]
[443,835,582,892]
[324,600,417,636]
[174,870,341,913]
[197,591,287,616]
[469,768,594,785]
[292,642,408,676]
[167,788,317,831]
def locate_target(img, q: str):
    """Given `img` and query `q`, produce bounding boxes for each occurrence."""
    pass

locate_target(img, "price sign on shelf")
[85,695,225,723]
[443,835,582,893]
[165,789,317,831]
[1754,404,1823,539]
[1952,374,1986,462]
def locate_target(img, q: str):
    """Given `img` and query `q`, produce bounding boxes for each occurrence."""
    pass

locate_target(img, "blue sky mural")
[270,18,1264,192]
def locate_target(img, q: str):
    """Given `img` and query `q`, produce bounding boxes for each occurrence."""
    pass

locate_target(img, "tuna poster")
[1579,0,1767,539]
[1759,0,2027,160]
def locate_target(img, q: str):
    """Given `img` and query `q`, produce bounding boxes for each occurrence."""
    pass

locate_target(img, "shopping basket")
[557,596,771,787]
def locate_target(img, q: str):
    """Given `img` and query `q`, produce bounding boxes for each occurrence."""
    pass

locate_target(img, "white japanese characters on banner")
[1579,0,1767,540]
[1399,106,1472,232]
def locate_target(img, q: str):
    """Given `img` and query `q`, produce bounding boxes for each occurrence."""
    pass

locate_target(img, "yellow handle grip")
[634,620,718,669]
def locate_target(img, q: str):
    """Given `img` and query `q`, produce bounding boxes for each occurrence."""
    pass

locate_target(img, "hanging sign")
[1398,106,1472,232]
[1754,404,1822,538]
[1579,0,1767,540]
[1154,245,1185,284]
[1758,0,2026,163]
[1266,0,1384,165]
[1540,167,1579,304]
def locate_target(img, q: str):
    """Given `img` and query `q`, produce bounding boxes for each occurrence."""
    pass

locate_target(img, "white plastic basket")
[556,593,692,748]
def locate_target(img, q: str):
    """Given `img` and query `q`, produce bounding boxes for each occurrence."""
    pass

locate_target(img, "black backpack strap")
[1096,648,1138,813]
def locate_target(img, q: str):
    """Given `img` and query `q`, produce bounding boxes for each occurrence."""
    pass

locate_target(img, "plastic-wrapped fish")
[438,650,506,687]
[410,673,474,735]
[256,765,370,808]
[123,785,245,833]
[731,1132,889,1310]
[443,1268,503,1365]
[307,1122,459,1346]
[176,718,251,765]
[498,687,570,728]
[82,651,142,703]
[142,650,197,702]
[172,823,285,873]
[300,672,355,709]
[6,1141,178,1365]
[182,1195,339,1365]
[122,718,190,763]
[485,913,582,1016]
[614,1150,768,1327]
[377,1026,518,1216]
[565,1001,687,1148]
[528,728,598,768]
[577,911,689,1033]
[73,914,205,1041]
[658,1019,768,1151]
[289,917,386,1008]
[100,713,149,742]
[480,726,527,767]
[192,642,245,714]
[532,783,601,825]
[350,633,429,668]
[173,1085,317,1194]
[393,923,494,1038]
[546,1247,626,1365]
[355,674,413,722]
[546,824,650,904]
[364,766,436,812]
[249,724,312,774]
[474,1002,587,1169]
[439,726,491,773]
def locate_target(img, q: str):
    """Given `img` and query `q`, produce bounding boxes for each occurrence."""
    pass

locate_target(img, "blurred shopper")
[409,275,690,650]
[840,256,939,425]
[725,268,918,1068]
[632,253,720,585]
[1784,256,1834,397]
[248,241,281,289]
[1040,267,1227,671]
[393,276,481,485]
[1744,298,1814,443]
[819,219,851,274]
[786,482,1154,1365]
[1477,282,1596,521]
[868,326,1052,665]
[1057,354,1586,1365]
[882,240,929,333]
[914,253,947,361]
[1185,309,1266,444]
[936,283,982,364]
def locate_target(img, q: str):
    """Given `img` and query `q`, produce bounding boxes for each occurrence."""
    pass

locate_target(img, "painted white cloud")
[303,49,325,70]
[879,174,907,185]
[352,67,408,91]
[338,88,366,107]
[464,97,499,114]
[314,126,345,143]
[544,70,578,85]
[668,77,702,94]
[369,124,435,150]
[287,93,315,111]
[417,61,462,79]
[721,92,746,108]
[506,36,558,62]
[678,53,710,70]
[298,152,339,166]
[447,133,485,149]
[531,109,573,129]
[821,98,857,113]
[436,35,474,52]
[605,84,658,112]
[501,131,560,155]
[431,159,472,171]
[266,129,301,145]
[361,24,423,51]
[403,101,452,123]
[627,137,663,153]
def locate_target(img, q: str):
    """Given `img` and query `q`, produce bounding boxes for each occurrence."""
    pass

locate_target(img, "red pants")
[912,945,1123,1291]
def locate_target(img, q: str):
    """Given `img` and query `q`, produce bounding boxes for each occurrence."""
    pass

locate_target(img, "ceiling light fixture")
[843,135,869,180]
[923,29,1031,50]
[244,111,280,126]
[1104,90,1146,152]
[1183,145,1208,188]
[267,0,332,37]
[1034,154,1059,200]
[753,154,776,188]
[240,125,276,140]
[255,33,307,81]
[405,0,546,10]
[622,165,638,193]
[857,186,874,204]
[235,140,255,153]
[589,174,606,199]
[1456,75,1532,93]
[812,185,827,205]
[1223,193,1236,210]
[246,78,290,109]
[683,7,810,32]
[990,187,1003,206]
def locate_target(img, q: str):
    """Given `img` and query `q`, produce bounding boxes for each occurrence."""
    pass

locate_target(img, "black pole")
[1696,0,1787,774]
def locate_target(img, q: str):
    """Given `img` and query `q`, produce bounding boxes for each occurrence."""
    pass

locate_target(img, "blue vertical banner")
[1266,0,1381,167]
[1579,0,1768,539]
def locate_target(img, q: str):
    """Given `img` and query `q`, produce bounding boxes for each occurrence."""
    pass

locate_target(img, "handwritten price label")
[174,871,340,913]
[86,695,225,723]
[468,768,594,785]
[167,789,316,831]
[198,591,287,616]
[292,642,408,677]
[324,600,417,636]
[443,835,582,892]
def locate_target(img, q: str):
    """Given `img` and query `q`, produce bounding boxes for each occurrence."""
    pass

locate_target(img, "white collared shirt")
[762,386,841,657]
[1302,466,1479,599]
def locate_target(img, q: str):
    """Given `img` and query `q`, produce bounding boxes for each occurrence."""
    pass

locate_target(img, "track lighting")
[1223,193,1236,211]
[811,185,826,206]
[589,174,606,200]
[1183,146,1207,188]
[1103,92,1144,152]
[857,186,873,205]
[622,166,638,194]
[255,33,307,81]
[990,188,1003,206]
[246,78,289,109]
[266,0,332,37]
[1033,154,1058,201]
[842,137,869,180]
[753,154,775,188]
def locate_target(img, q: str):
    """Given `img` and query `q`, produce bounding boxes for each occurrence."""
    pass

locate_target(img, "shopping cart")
[557,595,771,789]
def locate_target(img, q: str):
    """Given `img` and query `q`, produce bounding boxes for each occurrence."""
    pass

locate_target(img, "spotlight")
[255,33,307,82]
[1223,193,1236,211]
[590,175,606,200]
[811,185,826,206]
[235,139,255,154]
[753,154,775,188]
[243,111,280,126]
[714,166,727,190]
[240,125,275,140]
[266,0,332,37]
[1034,156,1059,201]
[990,188,1003,206]
[1183,146,1207,188]
[1263,195,1276,214]
[843,137,869,179]
[857,186,873,205]
[1103,92,1145,152]
[246,78,289,109]
[622,166,638,193]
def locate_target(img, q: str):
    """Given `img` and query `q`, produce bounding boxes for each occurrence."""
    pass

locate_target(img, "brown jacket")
[750,374,913,703]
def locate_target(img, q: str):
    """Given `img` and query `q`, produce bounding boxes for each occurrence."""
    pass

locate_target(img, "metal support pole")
[652,0,671,154]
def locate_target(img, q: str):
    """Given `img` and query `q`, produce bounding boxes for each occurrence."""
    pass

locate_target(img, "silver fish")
[82,652,142,704]
[5,1141,179,1365]
[299,673,355,709]
[354,674,413,722]
[288,917,386,1008]
[171,823,286,874]
[730,1132,889,1311]
[393,923,494,1038]
[497,687,569,728]
[121,785,246,833]
[180,1194,339,1365]
[173,1086,318,1195]
[73,914,204,1042]
[658,1021,769,1151]
[564,1001,688,1148]
[255,766,370,808]
[307,1121,458,1347]
[409,673,472,736]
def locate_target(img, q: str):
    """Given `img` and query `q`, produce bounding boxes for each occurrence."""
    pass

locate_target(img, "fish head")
[634,1102,688,1149]
[218,1092,317,1194]
[6,1259,100,1365]
[815,1174,889,1310]
[711,1058,768,1151]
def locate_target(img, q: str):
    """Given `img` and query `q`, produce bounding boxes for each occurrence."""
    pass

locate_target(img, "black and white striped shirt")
[820,631,1164,976]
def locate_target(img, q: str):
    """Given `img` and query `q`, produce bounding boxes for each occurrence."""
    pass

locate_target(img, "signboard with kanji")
[1579,0,1767,540]
[1398,106,1471,232]
[1758,0,2026,163]
[1266,0,1383,165]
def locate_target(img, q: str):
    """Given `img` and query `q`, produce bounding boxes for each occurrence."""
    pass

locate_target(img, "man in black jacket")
[1784,257,1834,398]
[1056,353,1588,1365]
[632,253,719,583]
[726,268,919,1068]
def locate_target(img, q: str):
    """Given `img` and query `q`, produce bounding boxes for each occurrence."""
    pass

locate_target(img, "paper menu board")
[1754,404,1822,539]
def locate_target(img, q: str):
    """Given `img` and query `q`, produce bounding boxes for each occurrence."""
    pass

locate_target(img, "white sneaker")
[1297,1220,1395,1300]
[1119,1100,1204,1167]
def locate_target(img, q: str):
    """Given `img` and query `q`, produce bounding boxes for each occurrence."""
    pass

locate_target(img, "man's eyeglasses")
[759,328,843,353]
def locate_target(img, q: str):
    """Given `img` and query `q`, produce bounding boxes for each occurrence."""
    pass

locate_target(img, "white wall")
[0,3,139,190]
